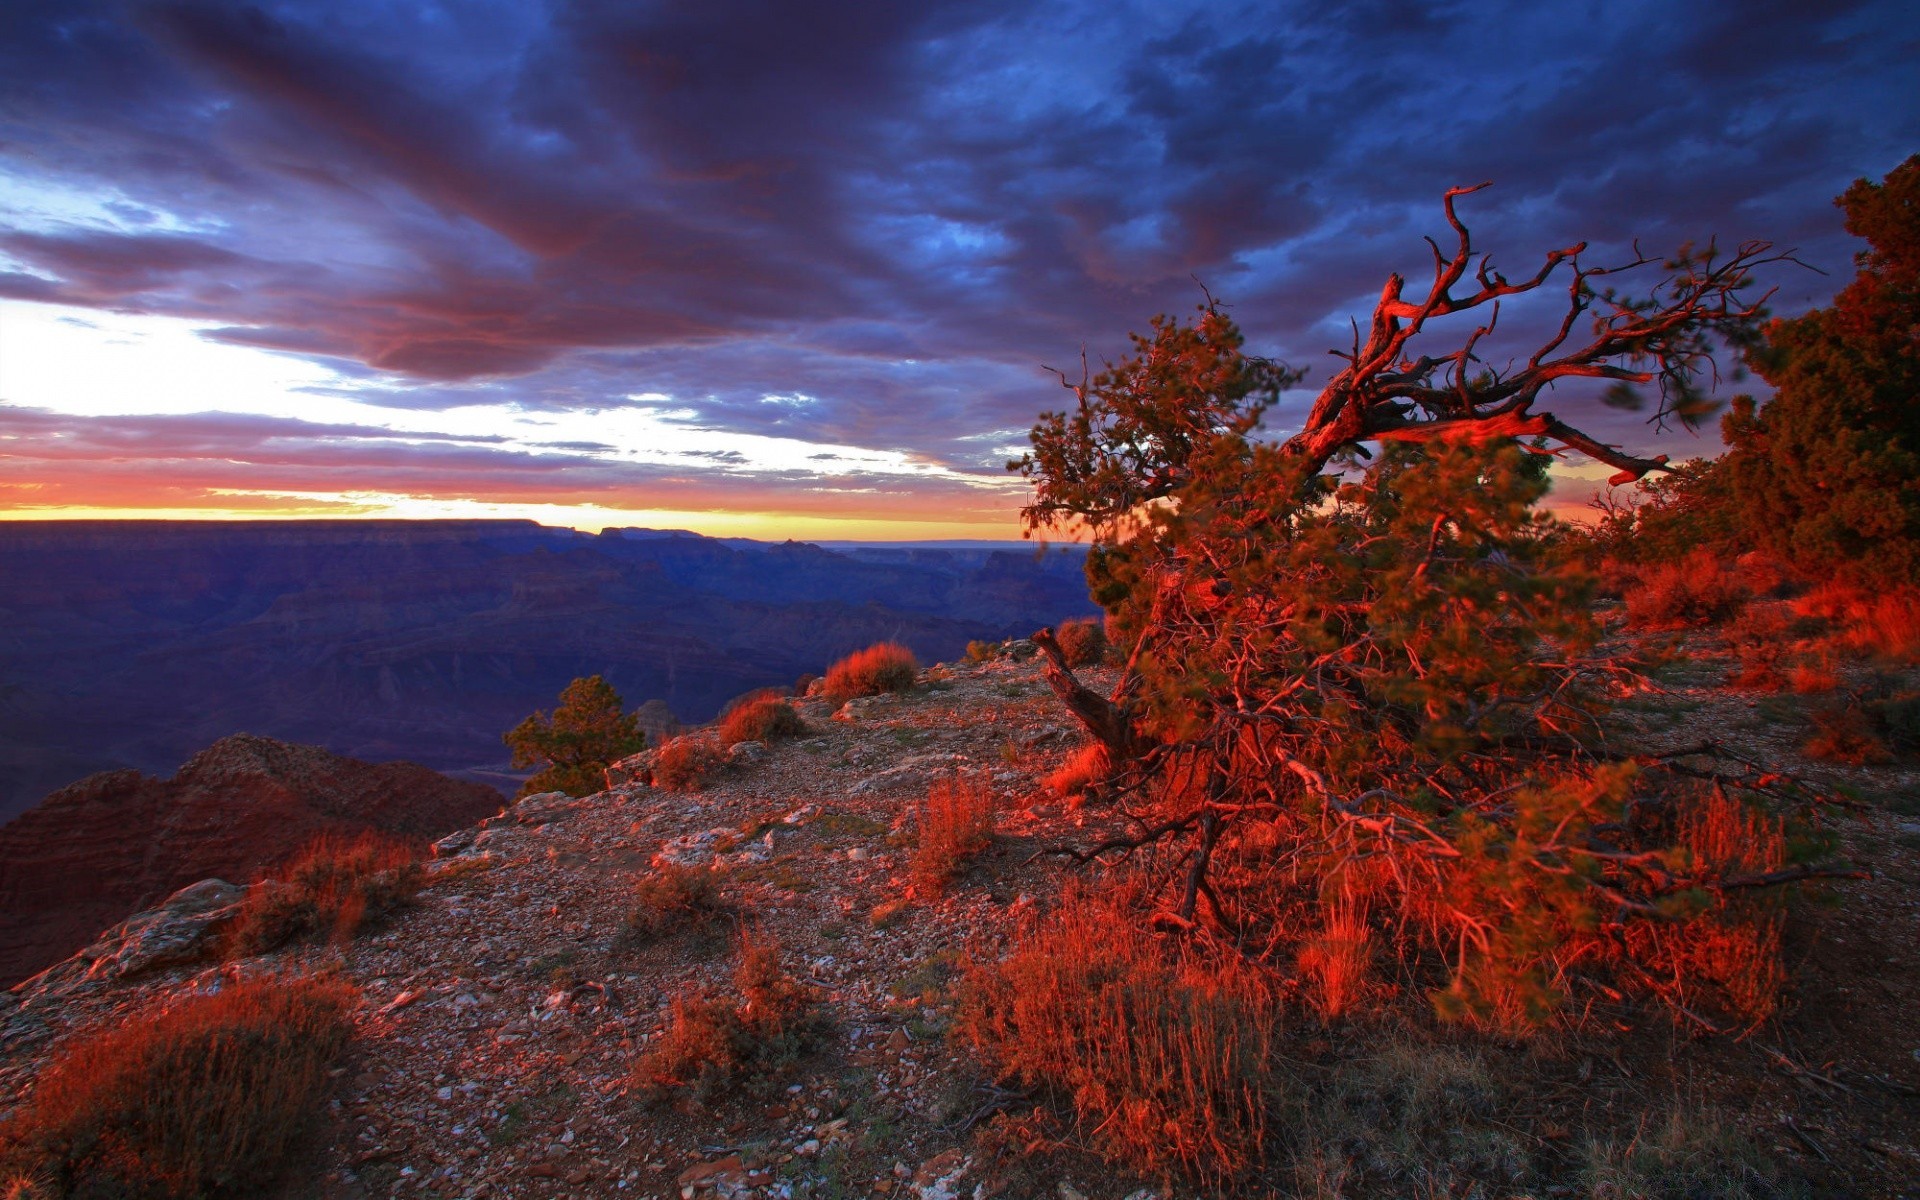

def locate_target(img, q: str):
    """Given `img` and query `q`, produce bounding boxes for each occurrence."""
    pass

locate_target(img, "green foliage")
[503,674,646,798]
[1723,155,1920,587]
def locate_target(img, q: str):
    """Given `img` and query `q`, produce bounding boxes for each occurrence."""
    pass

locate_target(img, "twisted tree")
[1010,187,1843,1026]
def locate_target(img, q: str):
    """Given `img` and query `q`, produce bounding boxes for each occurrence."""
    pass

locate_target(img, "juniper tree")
[1011,187,1842,1025]
[504,675,646,799]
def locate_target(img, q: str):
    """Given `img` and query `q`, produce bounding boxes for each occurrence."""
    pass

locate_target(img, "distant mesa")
[0,733,502,990]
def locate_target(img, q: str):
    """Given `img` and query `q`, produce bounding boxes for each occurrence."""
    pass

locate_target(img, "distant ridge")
[0,519,1098,818]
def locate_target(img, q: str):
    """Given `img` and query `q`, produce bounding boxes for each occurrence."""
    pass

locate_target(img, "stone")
[848,754,971,796]
[653,828,738,868]
[512,791,572,825]
[912,1149,972,1200]
[432,828,476,857]
[726,740,767,765]
[79,878,244,983]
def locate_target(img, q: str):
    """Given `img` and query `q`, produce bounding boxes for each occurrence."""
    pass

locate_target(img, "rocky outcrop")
[0,734,503,988]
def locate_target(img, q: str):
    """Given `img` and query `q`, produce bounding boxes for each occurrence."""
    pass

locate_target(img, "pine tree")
[503,675,646,799]
[1723,155,1920,587]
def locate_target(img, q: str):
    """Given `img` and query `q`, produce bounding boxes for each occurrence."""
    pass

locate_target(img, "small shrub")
[227,833,421,957]
[966,639,1000,663]
[718,691,807,744]
[1623,548,1750,629]
[1043,743,1109,799]
[624,864,733,946]
[959,888,1278,1183]
[911,775,996,895]
[0,974,357,1197]
[633,937,825,1104]
[793,672,818,697]
[1055,616,1108,667]
[1804,700,1894,764]
[822,642,918,704]
[653,734,727,791]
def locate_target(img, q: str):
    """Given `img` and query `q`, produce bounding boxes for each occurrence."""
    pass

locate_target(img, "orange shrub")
[1796,581,1920,664]
[718,691,806,744]
[633,936,823,1104]
[1055,616,1108,667]
[653,734,727,791]
[1622,548,1749,629]
[1,974,357,1196]
[624,863,732,945]
[958,887,1279,1183]
[822,641,917,704]
[228,832,420,957]
[911,775,996,894]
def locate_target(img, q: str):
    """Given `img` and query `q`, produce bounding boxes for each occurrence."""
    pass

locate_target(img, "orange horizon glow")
[0,496,1036,542]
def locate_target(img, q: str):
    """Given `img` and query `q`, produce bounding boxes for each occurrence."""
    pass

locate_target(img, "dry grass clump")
[717,690,806,744]
[822,641,917,704]
[227,832,421,957]
[1622,548,1751,629]
[911,775,996,895]
[623,863,733,946]
[653,734,727,791]
[1044,742,1109,799]
[1054,616,1108,667]
[0,974,357,1198]
[1580,1104,1784,1200]
[957,887,1279,1183]
[633,937,826,1105]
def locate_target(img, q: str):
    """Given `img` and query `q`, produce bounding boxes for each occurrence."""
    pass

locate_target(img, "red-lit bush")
[718,690,806,744]
[1054,616,1108,667]
[227,832,421,957]
[653,734,727,791]
[822,642,917,704]
[1,974,357,1197]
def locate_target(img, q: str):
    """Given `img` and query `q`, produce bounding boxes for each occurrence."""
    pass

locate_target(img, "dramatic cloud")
[1,0,1914,535]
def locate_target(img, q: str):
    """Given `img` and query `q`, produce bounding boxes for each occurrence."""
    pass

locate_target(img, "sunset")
[3,4,1918,1198]
[4,2,1913,536]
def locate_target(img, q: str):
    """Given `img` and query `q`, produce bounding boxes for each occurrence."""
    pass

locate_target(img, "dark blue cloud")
[2,0,1915,484]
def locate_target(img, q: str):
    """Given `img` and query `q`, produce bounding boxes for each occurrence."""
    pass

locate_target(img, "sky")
[1,1,1915,540]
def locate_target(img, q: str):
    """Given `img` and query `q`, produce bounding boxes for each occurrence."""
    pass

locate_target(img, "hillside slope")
[3,647,1917,1198]
[0,734,502,988]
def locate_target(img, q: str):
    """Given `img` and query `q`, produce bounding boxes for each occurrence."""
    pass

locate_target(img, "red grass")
[633,937,822,1104]
[227,832,420,956]
[911,775,996,894]
[958,887,1278,1183]
[0,974,357,1196]
[822,642,917,704]
[1044,743,1110,799]
[1298,896,1373,1020]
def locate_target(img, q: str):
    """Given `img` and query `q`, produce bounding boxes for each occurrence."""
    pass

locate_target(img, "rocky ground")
[3,638,1918,1199]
